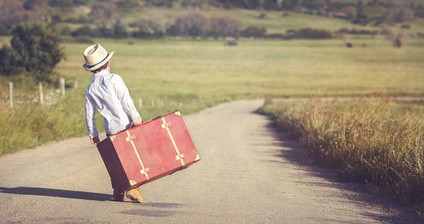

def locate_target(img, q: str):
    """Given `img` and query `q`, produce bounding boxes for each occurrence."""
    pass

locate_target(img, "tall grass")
[0,93,85,154]
[1,38,423,155]
[260,99,424,208]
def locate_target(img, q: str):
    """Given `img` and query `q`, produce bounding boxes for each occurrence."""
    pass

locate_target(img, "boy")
[83,43,144,203]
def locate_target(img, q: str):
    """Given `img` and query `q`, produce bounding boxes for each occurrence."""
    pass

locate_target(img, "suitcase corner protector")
[129,180,137,186]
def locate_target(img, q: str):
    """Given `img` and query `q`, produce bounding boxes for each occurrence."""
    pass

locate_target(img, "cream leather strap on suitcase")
[161,117,186,166]
[125,131,150,180]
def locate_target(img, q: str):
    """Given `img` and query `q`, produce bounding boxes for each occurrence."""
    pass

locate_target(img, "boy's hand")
[131,116,143,127]
[90,136,100,145]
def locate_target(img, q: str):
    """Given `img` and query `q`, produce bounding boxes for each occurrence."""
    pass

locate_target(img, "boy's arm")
[85,94,99,144]
[114,76,142,124]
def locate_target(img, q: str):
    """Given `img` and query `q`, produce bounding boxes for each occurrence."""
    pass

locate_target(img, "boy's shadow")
[0,186,111,201]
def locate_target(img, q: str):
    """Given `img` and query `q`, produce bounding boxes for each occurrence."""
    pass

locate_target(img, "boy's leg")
[126,188,144,203]
[111,179,125,201]
[112,189,125,201]
[110,178,143,203]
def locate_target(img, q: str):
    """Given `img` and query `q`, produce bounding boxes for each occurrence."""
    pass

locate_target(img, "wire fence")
[1,79,193,111]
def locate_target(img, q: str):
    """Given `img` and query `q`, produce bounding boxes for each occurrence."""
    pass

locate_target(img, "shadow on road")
[0,186,111,201]
[255,111,423,224]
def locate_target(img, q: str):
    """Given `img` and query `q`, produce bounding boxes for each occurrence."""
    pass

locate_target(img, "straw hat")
[83,44,114,71]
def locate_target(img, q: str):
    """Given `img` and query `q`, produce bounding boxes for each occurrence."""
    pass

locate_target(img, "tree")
[91,1,119,27]
[0,45,20,76]
[23,0,50,23]
[5,23,64,81]
[382,7,415,24]
[208,17,242,38]
[353,0,368,25]
[131,17,166,39]
[0,1,27,33]
[171,13,209,38]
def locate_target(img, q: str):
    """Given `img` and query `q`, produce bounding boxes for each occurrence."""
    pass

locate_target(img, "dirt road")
[0,100,421,223]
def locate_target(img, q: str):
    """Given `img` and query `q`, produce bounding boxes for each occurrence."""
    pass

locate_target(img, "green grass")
[260,99,424,210]
[60,37,424,99]
[1,37,423,155]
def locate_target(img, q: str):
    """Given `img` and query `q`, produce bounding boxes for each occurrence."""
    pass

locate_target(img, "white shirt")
[85,70,140,138]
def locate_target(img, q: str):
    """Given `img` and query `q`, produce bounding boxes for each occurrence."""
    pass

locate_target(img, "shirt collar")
[93,70,109,78]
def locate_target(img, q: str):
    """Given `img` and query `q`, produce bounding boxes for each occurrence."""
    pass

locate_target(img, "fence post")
[39,82,44,105]
[8,82,13,108]
[60,78,65,96]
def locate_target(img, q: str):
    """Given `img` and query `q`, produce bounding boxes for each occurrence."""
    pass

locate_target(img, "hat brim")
[83,51,114,71]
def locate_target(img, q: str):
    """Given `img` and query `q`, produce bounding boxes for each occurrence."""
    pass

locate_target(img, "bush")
[240,26,267,38]
[208,17,241,38]
[92,21,128,38]
[71,25,93,37]
[145,0,174,8]
[266,33,289,39]
[131,17,165,39]
[0,23,64,81]
[287,28,333,39]
[111,21,128,38]
[337,28,378,35]
[382,7,415,24]
[72,22,128,38]
[170,13,208,38]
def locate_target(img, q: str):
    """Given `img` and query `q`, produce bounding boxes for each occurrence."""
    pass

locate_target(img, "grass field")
[1,36,423,155]
[60,37,424,99]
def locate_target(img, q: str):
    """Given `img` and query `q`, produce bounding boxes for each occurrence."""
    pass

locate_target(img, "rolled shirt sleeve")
[85,94,99,138]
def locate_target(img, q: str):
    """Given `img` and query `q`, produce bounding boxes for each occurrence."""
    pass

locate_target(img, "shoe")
[126,188,144,203]
[112,189,124,202]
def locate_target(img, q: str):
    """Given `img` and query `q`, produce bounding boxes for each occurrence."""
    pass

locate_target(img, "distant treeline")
[0,1,422,32]
[0,0,422,41]
[66,12,336,41]
[146,0,424,24]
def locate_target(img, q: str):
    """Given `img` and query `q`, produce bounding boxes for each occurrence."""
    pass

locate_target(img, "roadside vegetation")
[260,99,424,214]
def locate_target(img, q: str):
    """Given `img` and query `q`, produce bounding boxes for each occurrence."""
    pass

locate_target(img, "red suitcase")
[97,111,200,193]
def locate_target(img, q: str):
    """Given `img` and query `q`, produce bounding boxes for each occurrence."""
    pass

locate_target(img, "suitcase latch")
[140,167,150,175]
[161,122,171,129]
[125,134,136,142]
[175,154,185,161]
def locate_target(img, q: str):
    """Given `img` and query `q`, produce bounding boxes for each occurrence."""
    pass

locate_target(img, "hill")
[1,0,423,39]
